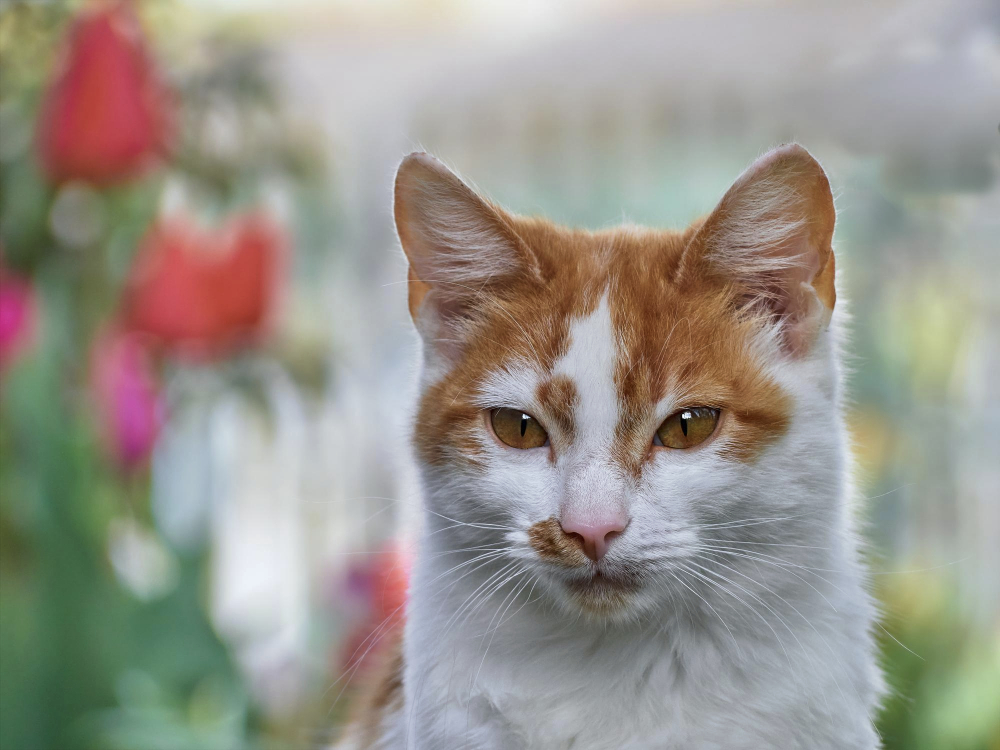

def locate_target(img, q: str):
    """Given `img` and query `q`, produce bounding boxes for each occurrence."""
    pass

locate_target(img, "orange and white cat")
[337,144,884,749]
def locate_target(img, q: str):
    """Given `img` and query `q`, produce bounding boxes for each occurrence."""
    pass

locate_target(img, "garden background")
[1,1,998,748]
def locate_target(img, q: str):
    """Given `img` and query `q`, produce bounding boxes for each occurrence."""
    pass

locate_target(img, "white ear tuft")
[681,144,837,357]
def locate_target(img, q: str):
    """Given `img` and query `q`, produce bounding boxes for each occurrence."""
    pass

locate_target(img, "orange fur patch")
[410,217,792,471]
[528,517,588,566]
[536,375,579,450]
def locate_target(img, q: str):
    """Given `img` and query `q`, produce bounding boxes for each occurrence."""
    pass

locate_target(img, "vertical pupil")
[680,411,691,436]
[520,414,528,437]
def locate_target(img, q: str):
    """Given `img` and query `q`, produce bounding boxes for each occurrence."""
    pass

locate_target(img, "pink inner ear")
[683,144,837,357]
[765,232,823,319]
[782,279,834,357]
[742,234,834,358]
[752,240,834,357]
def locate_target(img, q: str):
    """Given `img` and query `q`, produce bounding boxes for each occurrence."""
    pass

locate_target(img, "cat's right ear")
[677,144,837,358]
[394,153,538,340]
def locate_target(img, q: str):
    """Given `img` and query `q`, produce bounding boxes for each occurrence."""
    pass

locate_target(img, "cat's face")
[396,145,842,622]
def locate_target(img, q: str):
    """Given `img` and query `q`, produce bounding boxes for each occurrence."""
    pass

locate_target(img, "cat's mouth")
[563,569,640,613]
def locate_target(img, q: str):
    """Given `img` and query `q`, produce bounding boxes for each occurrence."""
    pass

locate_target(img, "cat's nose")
[560,517,628,562]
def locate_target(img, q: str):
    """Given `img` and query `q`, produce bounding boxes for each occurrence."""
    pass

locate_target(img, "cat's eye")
[654,407,720,449]
[490,408,549,450]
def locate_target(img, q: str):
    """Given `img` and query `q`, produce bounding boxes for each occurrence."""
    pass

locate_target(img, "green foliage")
[877,574,1000,750]
[0,245,260,748]
[0,3,333,748]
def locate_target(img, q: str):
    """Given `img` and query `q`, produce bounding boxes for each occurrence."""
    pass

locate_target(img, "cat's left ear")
[394,153,539,333]
[679,144,836,357]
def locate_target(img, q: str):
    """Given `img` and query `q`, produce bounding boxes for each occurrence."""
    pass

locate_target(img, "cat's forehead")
[469,221,714,395]
[415,222,789,471]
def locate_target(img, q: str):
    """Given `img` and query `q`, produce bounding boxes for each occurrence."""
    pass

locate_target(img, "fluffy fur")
[337,144,883,749]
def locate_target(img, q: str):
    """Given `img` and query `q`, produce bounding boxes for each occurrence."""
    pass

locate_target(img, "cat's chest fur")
[389,557,879,750]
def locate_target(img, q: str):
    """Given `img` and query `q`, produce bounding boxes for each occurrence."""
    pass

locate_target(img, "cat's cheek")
[477,448,562,525]
[639,450,735,518]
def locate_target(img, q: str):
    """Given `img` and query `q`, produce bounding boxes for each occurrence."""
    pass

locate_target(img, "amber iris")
[491,408,548,449]
[655,407,720,449]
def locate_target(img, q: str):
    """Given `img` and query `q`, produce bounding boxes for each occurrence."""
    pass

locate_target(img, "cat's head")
[395,145,843,623]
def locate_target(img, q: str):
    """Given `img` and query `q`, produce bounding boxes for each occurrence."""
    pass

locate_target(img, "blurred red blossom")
[123,213,286,359]
[0,260,38,373]
[338,542,410,680]
[37,0,173,185]
[91,328,163,470]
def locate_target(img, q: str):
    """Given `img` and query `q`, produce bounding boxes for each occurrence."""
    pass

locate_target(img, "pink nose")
[560,518,627,562]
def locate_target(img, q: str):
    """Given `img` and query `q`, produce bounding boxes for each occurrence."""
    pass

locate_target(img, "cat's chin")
[559,569,643,618]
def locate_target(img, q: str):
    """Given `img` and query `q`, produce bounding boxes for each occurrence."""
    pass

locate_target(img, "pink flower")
[337,543,410,680]
[36,1,173,185]
[91,329,163,470]
[0,263,37,373]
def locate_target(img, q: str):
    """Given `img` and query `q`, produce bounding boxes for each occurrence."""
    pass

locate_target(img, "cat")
[336,144,884,749]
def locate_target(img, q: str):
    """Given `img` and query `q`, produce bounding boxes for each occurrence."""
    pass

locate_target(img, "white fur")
[345,149,884,749]
[361,296,884,750]
[551,293,629,528]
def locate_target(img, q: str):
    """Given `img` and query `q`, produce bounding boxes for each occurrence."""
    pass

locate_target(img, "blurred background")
[0,0,997,748]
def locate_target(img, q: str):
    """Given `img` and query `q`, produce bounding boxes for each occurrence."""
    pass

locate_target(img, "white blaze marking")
[553,292,620,460]
[553,293,627,520]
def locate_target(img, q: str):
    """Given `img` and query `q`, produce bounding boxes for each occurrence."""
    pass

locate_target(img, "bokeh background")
[1,1,998,748]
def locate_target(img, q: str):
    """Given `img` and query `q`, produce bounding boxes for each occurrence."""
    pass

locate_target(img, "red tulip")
[37,1,172,185]
[366,543,410,626]
[0,260,38,374]
[123,213,285,359]
[91,328,163,470]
